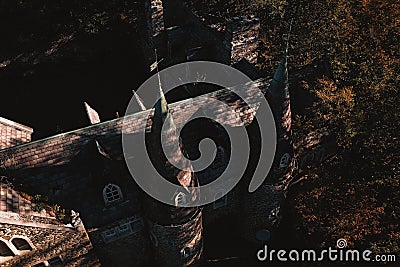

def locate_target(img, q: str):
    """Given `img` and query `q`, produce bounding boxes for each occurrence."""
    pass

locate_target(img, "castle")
[0,0,336,266]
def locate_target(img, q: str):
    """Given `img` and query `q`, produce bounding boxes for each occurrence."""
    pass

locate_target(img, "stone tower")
[144,81,203,267]
[240,52,295,243]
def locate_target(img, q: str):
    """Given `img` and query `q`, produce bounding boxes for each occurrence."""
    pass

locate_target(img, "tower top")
[269,20,292,97]
[269,53,288,98]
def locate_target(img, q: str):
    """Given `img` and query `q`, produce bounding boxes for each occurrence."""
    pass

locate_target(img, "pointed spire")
[84,102,101,124]
[269,21,293,138]
[83,102,112,159]
[270,53,288,89]
[152,71,183,168]
[133,92,147,111]
[154,49,169,121]
[269,20,292,98]
[155,75,169,119]
[146,56,200,225]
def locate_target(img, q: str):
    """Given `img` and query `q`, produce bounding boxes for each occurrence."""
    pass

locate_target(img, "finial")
[154,49,169,118]
[285,18,293,55]
[133,92,147,111]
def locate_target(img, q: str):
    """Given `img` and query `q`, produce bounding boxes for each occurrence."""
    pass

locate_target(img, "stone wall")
[0,223,99,267]
[201,184,241,225]
[239,183,285,243]
[88,215,149,267]
[149,210,203,267]
[0,117,32,151]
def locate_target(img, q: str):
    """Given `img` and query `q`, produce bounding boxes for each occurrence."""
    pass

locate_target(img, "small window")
[11,238,32,251]
[0,241,14,257]
[103,184,123,205]
[150,231,158,247]
[213,146,226,167]
[279,153,291,168]
[130,218,144,234]
[213,191,228,209]
[292,158,298,170]
[174,192,186,207]
[116,223,132,238]
[102,229,118,243]
[101,218,144,244]
[48,256,63,266]
[181,247,191,259]
[31,263,46,267]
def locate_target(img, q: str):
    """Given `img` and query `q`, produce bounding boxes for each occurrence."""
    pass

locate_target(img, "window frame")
[279,153,291,168]
[101,217,144,243]
[10,237,33,252]
[102,184,123,205]
[174,192,187,207]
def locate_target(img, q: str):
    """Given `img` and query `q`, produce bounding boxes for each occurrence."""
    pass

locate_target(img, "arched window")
[292,158,299,170]
[174,192,187,207]
[0,241,13,257]
[11,238,32,251]
[214,146,226,166]
[279,153,291,168]
[149,231,158,247]
[181,246,191,259]
[103,184,123,205]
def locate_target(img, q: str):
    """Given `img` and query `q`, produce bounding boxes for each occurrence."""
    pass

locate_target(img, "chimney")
[0,117,33,150]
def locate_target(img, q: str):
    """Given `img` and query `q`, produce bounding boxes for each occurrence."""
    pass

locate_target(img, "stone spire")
[269,48,291,138]
[154,73,169,122]
[145,72,203,267]
[267,22,295,178]
[270,20,292,105]
[133,92,147,112]
[269,52,289,100]
[240,42,295,245]
[146,74,200,224]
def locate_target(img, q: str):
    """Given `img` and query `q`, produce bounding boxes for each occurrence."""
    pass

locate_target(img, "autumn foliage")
[189,0,400,256]
[1,0,399,258]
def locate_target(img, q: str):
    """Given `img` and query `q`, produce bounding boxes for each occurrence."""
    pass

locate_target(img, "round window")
[279,153,291,168]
